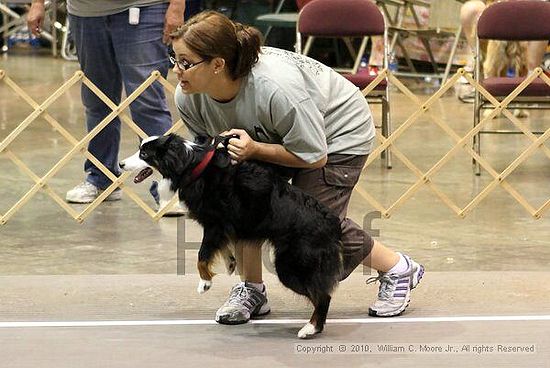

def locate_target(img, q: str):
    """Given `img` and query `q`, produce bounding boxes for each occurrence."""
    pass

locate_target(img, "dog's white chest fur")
[157,178,176,208]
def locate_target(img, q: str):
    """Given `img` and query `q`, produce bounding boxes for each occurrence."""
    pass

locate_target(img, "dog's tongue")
[134,167,153,183]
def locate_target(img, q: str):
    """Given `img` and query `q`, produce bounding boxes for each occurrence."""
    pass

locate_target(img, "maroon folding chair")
[296,0,392,168]
[473,0,550,175]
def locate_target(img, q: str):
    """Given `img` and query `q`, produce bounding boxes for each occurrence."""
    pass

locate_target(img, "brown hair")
[170,11,263,80]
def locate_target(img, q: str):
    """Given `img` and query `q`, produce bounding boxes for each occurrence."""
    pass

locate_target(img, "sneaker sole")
[369,264,425,317]
[66,192,122,204]
[162,211,186,217]
[66,197,121,204]
[215,301,271,325]
[216,308,271,325]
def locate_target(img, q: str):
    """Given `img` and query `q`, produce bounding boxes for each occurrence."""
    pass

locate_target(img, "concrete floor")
[1,49,550,367]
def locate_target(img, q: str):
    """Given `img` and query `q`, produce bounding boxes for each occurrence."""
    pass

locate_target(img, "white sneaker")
[66,181,122,204]
[367,254,425,317]
[456,65,475,103]
[215,282,271,325]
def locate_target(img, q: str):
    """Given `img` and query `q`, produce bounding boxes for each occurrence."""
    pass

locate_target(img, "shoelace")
[76,182,95,190]
[366,272,400,300]
[226,285,253,307]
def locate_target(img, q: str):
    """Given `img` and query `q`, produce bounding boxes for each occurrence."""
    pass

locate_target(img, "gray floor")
[1,49,550,367]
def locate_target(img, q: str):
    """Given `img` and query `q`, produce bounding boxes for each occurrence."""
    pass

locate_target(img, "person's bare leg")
[361,239,400,272]
[460,0,486,54]
[235,240,263,283]
[527,41,547,72]
[215,240,268,325]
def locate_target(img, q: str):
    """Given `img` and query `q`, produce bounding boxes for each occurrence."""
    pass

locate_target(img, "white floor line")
[0,315,549,328]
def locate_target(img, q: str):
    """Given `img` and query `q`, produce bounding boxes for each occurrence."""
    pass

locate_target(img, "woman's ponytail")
[233,22,263,79]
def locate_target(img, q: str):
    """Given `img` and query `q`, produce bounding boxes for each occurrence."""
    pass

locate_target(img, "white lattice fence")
[1,67,550,224]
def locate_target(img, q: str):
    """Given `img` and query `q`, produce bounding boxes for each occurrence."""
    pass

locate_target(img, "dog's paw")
[225,255,236,275]
[297,323,321,339]
[197,279,212,294]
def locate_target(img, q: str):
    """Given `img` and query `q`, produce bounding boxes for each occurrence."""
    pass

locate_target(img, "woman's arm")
[224,129,327,169]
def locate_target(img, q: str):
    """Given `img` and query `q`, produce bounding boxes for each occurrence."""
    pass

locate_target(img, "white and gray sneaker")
[66,181,122,204]
[367,254,425,317]
[215,282,271,325]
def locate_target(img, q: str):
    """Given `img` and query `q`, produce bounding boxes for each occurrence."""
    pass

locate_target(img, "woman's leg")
[362,239,400,272]
[215,239,268,325]
[527,41,547,72]
[235,240,263,283]
[292,154,379,279]
[293,154,424,317]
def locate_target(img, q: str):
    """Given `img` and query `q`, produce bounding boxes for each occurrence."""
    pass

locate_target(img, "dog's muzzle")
[119,151,154,183]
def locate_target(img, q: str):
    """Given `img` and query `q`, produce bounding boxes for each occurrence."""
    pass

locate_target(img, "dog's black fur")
[138,133,343,337]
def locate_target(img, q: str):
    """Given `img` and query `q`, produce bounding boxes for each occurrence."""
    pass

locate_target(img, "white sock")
[387,253,409,274]
[246,281,265,293]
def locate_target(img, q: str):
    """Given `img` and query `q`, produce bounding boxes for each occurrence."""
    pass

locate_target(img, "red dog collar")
[190,150,215,180]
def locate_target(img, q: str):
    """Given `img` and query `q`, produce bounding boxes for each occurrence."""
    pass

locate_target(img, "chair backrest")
[298,0,385,37]
[296,0,315,10]
[477,0,550,40]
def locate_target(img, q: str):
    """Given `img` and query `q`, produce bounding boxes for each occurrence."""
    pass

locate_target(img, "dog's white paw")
[297,323,320,339]
[225,255,237,275]
[197,279,212,294]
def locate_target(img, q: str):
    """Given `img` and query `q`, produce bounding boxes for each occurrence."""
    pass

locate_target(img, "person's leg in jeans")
[69,14,123,191]
[109,5,180,212]
[109,4,172,138]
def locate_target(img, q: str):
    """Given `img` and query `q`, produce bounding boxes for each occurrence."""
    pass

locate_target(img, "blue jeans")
[70,3,172,189]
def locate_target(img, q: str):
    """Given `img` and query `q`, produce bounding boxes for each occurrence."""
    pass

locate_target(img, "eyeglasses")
[169,55,206,71]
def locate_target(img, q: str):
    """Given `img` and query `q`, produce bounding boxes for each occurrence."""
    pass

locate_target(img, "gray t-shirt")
[67,0,168,17]
[175,47,375,164]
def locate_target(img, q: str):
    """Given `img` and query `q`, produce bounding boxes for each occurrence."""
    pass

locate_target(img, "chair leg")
[263,25,273,41]
[473,105,481,176]
[382,95,392,169]
[443,25,462,85]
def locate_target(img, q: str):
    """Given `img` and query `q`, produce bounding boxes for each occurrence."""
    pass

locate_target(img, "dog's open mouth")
[134,167,153,183]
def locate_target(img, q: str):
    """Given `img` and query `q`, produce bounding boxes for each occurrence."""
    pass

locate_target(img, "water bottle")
[358,56,368,73]
[388,52,398,73]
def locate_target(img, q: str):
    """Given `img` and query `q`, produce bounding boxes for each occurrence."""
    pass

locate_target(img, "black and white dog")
[119,134,343,338]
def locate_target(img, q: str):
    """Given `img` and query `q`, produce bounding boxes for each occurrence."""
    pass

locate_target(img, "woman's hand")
[221,129,258,164]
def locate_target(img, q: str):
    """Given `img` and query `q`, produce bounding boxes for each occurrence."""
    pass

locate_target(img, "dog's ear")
[151,134,175,153]
[213,134,239,150]
[154,134,177,156]
[157,134,175,146]
[209,134,238,168]
[193,135,211,145]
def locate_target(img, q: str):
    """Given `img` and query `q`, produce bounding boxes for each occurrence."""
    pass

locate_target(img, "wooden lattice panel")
[1,67,549,224]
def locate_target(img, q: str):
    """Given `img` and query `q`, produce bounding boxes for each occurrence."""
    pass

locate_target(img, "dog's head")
[119,134,232,183]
